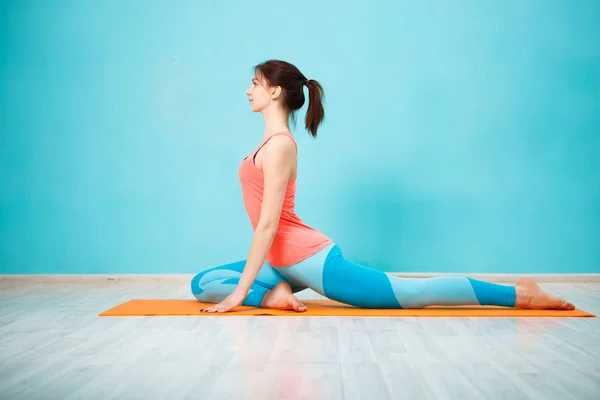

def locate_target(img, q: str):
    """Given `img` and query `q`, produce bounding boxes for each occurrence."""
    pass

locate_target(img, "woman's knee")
[190,261,246,299]
[190,269,208,297]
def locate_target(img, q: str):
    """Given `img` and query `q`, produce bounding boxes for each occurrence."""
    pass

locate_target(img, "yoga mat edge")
[98,299,596,318]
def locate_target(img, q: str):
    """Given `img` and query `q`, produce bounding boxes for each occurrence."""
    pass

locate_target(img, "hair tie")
[305,79,310,86]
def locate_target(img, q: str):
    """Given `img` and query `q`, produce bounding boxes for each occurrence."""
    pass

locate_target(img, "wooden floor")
[0,279,599,400]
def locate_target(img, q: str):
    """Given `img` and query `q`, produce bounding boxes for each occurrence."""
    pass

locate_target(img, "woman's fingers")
[201,304,228,313]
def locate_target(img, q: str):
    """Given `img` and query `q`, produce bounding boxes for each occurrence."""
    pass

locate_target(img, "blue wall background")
[1,0,598,274]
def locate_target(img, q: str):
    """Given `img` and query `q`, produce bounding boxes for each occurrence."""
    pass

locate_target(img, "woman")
[193,60,574,313]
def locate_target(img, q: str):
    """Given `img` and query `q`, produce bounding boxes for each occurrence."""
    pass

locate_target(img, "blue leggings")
[191,243,517,309]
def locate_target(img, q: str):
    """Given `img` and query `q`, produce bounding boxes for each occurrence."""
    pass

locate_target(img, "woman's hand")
[202,289,247,313]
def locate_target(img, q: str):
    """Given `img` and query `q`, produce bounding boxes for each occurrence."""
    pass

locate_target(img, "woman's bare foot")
[261,281,307,312]
[514,278,575,310]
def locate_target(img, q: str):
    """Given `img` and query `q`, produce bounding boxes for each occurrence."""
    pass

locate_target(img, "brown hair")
[254,60,325,138]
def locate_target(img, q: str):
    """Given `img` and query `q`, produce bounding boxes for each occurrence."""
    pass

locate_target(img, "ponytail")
[304,79,325,138]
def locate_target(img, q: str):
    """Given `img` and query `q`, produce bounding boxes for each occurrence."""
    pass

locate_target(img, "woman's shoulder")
[262,132,297,155]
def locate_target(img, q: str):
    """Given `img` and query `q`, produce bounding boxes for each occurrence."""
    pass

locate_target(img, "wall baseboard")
[1,273,599,284]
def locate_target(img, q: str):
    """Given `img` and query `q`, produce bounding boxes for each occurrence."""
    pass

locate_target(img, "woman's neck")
[262,107,290,139]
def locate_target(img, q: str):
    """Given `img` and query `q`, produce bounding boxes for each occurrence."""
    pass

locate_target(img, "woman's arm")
[237,136,296,292]
[202,135,296,312]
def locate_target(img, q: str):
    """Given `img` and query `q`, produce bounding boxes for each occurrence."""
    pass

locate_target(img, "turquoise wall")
[1,0,598,274]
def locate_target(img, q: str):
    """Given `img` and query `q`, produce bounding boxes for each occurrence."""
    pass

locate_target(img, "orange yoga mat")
[99,299,596,317]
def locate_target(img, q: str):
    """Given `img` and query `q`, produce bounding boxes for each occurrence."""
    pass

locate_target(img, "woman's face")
[245,74,271,113]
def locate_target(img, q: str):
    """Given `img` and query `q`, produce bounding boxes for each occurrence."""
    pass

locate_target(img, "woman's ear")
[271,86,282,100]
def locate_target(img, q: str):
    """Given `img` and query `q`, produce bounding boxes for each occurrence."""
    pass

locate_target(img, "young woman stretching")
[192,60,575,313]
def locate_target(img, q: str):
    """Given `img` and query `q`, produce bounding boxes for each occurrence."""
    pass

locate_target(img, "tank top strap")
[253,131,297,158]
